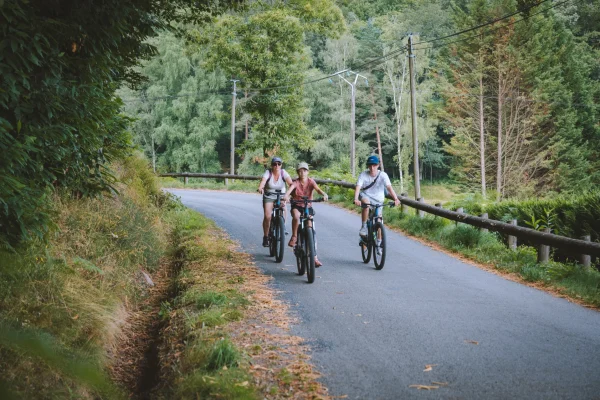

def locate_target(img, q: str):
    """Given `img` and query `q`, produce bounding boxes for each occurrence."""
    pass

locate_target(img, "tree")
[0,0,240,246]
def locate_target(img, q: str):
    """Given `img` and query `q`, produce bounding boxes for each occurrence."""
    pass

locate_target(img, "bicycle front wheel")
[296,235,305,275]
[305,228,316,283]
[275,216,285,263]
[373,222,387,270]
[360,235,372,264]
[268,220,276,257]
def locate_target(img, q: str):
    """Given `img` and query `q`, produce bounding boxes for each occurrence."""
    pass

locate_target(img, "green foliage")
[0,0,242,246]
[0,154,172,398]
[207,339,240,370]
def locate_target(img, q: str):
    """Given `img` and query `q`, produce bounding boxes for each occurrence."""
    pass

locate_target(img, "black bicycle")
[266,191,286,263]
[359,202,395,270]
[291,197,324,283]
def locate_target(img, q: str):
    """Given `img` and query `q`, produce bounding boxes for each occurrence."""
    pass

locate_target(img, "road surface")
[171,189,600,399]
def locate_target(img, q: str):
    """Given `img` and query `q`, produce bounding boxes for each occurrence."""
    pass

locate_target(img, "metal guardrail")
[161,172,600,259]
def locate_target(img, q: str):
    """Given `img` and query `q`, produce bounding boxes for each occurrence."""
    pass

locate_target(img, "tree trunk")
[497,71,503,201]
[479,61,486,199]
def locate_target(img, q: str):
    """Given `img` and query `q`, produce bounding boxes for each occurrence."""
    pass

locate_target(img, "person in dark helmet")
[257,156,293,247]
[353,155,400,240]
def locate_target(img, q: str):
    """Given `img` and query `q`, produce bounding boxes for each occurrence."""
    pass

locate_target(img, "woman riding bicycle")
[284,162,328,267]
[257,157,293,247]
[354,155,400,237]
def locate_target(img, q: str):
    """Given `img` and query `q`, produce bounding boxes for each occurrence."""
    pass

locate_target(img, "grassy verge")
[159,177,257,192]
[154,208,328,399]
[0,155,174,398]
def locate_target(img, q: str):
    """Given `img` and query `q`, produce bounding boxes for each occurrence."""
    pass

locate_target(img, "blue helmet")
[366,155,380,166]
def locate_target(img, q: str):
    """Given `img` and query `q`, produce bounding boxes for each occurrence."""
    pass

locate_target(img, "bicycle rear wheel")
[373,222,386,270]
[305,228,316,283]
[275,216,285,263]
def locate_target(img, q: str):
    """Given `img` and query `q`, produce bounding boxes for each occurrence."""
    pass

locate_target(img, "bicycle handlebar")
[360,202,396,209]
[290,198,325,205]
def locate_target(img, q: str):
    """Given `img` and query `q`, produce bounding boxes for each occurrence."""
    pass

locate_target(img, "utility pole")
[230,79,239,175]
[337,70,368,177]
[407,35,421,200]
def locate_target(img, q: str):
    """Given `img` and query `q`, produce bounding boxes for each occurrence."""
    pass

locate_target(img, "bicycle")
[265,191,286,263]
[359,202,395,270]
[290,197,324,283]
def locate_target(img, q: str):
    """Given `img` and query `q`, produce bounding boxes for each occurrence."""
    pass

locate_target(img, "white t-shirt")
[262,169,291,199]
[356,170,391,203]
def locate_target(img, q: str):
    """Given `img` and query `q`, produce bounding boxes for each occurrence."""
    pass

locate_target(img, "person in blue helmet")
[257,156,293,247]
[353,155,400,238]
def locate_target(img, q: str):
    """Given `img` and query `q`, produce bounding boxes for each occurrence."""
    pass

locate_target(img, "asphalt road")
[170,189,600,399]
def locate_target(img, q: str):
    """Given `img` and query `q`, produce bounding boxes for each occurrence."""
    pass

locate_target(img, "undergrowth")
[0,154,176,399]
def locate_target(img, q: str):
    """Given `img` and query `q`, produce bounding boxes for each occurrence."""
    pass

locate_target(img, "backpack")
[266,169,288,185]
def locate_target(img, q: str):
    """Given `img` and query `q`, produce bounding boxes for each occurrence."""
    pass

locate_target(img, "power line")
[413,0,555,46]
[412,0,572,51]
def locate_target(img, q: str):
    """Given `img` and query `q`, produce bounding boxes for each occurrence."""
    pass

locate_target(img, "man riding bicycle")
[284,162,328,267]
[353,155,400,238]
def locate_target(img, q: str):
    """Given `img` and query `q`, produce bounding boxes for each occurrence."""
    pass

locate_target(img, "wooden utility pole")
[338,70,367,177]
[244,91,248,140]
[230,79,239,175]
[407,35,421,200]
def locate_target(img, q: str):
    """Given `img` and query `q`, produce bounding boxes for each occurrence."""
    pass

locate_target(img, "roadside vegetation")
[0,155,327,399]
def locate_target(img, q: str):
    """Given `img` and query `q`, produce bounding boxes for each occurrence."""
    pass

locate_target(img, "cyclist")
[353,155,400,239]
[284,162,328,267]
[257,157,293,247]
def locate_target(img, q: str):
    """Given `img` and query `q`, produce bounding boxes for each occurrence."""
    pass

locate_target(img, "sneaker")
[359,226,368,237]
[262,236,269,247]
[376,240,382,256]
[288,236,297,248]
[314,257,323,268]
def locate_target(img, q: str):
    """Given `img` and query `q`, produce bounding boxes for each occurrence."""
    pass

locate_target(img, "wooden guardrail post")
[401,193,409,214]
[417,198,425,218]
[537,227,551,263]
[184,176,188,186]
[480,213,488,233]
[224,172,229,187]
[579,235,591,269]
[455,207,463,226]
[508,219,518,250]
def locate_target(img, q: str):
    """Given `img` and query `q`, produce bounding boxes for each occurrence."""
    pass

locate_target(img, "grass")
[0,154,174,399]
[154,208,258,400]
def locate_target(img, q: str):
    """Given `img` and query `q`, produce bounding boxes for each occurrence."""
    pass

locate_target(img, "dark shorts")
[291,206,315,216]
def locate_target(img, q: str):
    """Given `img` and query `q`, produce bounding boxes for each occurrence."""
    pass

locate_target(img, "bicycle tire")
[373,222,387,270]
[359,223,373,264]
[275,216,285,263]
[296,235,305,275]
[268,219,276,257]
[306,227,316,283]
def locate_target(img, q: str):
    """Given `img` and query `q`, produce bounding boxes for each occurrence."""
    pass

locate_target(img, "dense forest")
[120,0,600,200]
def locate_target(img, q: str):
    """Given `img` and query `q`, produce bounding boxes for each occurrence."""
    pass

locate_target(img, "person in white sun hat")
[284,162,328,267]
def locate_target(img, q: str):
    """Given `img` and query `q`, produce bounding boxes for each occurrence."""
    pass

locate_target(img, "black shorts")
[291,205,315,216]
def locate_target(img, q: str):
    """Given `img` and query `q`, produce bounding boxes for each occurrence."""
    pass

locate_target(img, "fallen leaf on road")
[423,364,437,372]
[336,292,344,294]
[431,382,449,387]
[409,384,439,390]
[363,321,369,324]
[356,314,362,317]
[465,340,479,345]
